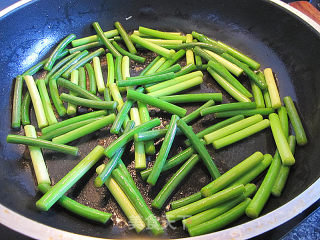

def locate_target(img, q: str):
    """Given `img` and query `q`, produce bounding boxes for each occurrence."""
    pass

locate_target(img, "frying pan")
[0,0,320,239]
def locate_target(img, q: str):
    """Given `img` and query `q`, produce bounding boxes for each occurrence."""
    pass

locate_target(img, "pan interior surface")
[0,0,319,238]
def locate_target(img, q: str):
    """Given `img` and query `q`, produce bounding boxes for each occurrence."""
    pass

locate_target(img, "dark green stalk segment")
[36,79,58,125]
[185,115,245,146]
[44,34,76,71]
[95,155,118,187]
[246,151,282,218]
[271,135,296,197]
[194,46,252,98]
[140,56,161,76]
[139,26,186,41]
[65,69,79,117]
[217,41,261,70]
[207,68,251,103]
[95,121,135,187]
[104,118,161,158]
[109,99,134,134]
[36,146,104,211]
[85,63,97,95]
[51,51,89,80]
[23,60,47,76]
[115,55,123,82]
[96,152,122,188]
[57,78,101,101]
[214,108,274,118]
[264,90,272,108]
[177,119,221,179]
[159,93,222,104]
[38,183,111,224]
[127,89,187,117]
[166,184,245,222]
[117,72,175,87]
[62,48,105,79]
[147,115,179,186]
[188,198,251,236]
[230,154,273,187]
[110,87,144,134]
[40,118,99,140]
[117,159,136,188]
[256,71,266,85]
[152,64,181,76]
[212,119,270,149]
[156,49,186,72]
[278,106,289,139]
[92,22,121,57]
[135,129,167,142]
[45,51,80,85]
[170,192,202,210]
[60,93,118,110]
[251,81,265,108]
[222,53,266,90]
[283,96,308,146]
[191,31,218,45]
[184,184,256,229]
[41,110,107,134]
[71,29,119,47]
[130,34,175,59]
[181,100,215,124]
[269,113,295,166]
[22,49,68,76]
[152,154,200,209]
[201,152,264,197]
[21,92,31,125]
[137,102,155,155]
[195,54,203,67]
[104,88,115,114]
[174,63,197,78]
[49,78,67,117]
[114,21,137,54]
[6,135,78,156]
[52,114,116,144]
[256,72,271,107]
[112,169,164,235]
[111,41,145,63]
[208,60,252,98]
[140,145,195,180]
[201,102,257,116]
[69,41,103,54]
[78,67,87,90]
[12,75,23,128]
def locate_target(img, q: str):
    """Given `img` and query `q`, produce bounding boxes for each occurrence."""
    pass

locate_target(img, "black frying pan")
[0,0,320,239]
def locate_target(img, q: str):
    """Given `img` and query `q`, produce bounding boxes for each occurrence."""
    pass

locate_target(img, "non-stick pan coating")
[0,0,320,238]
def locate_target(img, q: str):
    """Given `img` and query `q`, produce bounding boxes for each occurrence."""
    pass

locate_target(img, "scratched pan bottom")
[1,0,320,239]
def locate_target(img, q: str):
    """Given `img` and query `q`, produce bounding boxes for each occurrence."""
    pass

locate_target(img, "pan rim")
[0,0,319,239]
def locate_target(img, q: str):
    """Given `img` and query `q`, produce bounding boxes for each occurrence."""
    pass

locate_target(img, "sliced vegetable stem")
[24,75,48,128]
[36,145,105,211]
[24,125,51,185]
